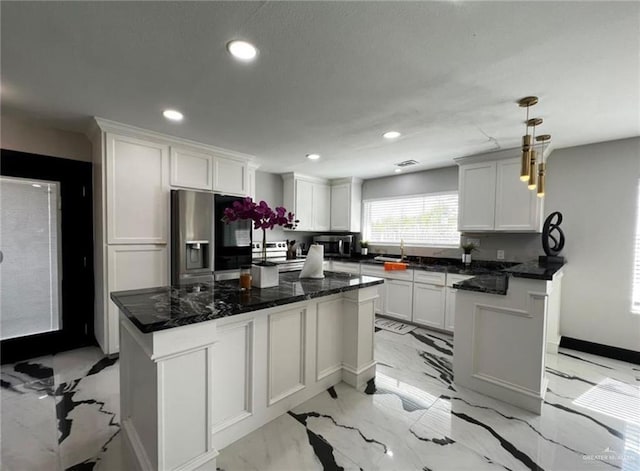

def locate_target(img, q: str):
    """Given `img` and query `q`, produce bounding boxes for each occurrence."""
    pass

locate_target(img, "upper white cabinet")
[314,183,331,232]
[330,178,362,232]
[457,155,543,232]
[458,161,497,232]
[170,147,213,191]
[107,133,169,244]
[282,173,330,231]
[495,159,542,231]
[213,156,248,196]
[170,147,248,196]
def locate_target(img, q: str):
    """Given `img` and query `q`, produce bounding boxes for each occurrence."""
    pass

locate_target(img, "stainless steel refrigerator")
[170,190,252,285]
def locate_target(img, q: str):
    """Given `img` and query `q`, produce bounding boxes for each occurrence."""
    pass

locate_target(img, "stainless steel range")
[252,241,305,272]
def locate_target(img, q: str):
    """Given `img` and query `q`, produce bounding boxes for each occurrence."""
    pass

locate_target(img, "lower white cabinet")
[445,288,458,331]
[326,261,474,332]
[444,274,475,331]
[412,283,446,328]
[331,261,361,275]
[384,279,413,321]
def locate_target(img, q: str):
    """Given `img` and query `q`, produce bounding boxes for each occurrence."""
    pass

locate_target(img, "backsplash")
[369,233,542,263]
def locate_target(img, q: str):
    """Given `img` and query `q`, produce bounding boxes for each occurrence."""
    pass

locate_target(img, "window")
[633,180,640,313]
[362,192,459,247]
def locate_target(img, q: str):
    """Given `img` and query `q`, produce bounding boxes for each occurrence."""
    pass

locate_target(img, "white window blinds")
[633,180,640,313]
[363,192,460,246]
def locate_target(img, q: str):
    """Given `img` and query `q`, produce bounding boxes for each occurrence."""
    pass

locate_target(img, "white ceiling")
[1,1,638,179]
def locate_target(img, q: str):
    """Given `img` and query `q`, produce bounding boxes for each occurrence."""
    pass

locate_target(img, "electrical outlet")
[497,250,505,260]
[466,238,480,247]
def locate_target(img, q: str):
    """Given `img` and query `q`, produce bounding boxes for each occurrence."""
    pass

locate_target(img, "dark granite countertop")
[453,274,509,295]
[323,256,564,296]
[111,271,384,334]
[503,260,565,281]
[327,256,516,276]
[453,261,565,295]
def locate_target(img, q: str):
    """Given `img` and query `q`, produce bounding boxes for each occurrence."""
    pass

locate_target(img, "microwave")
[313,235,353,258]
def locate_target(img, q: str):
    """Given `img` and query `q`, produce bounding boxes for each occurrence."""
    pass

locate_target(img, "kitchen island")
[452,261,565,414]
[111,271,383,471]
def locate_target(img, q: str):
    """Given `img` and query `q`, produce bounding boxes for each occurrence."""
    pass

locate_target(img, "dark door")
[1,149,94,363]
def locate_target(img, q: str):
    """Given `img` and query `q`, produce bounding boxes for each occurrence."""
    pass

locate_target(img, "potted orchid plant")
[223,197,298,287]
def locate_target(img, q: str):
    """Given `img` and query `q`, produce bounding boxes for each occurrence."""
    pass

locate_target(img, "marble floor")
[1,325,639,470]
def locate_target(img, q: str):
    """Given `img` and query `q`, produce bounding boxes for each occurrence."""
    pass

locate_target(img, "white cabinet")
[411,271,446,329]
[444,274,474,331]
[170,147,249,196]
[170,147,213,191]
[385,279,413,321]
[106,133,169,244]
[107,245,168,352]
[330,178,362,232]
[457,156,543,232]
[213,156,247,196]
[444,287,457,332]
[282,173,330,231]
[495,159,543,231]
[247,163,259,199]
[314,183,331,231]
[458,161,496,232]
[413,283,446,328]
[331,261,361,275]
[360,264,385,314]
[295,179,314,230]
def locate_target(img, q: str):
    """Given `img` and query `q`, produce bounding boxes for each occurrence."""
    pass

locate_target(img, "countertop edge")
[111,277,384,334]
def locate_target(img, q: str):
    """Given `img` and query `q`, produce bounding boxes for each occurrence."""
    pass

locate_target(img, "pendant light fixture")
[527,117,543,190]
[516,96,553,197]
[536,134,551,198]
[518,96,538,181]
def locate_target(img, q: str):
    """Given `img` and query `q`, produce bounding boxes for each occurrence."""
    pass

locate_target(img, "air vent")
[395,160,418,168]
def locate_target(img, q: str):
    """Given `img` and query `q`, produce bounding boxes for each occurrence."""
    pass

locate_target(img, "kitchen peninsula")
[452,261,565,414]
[111,271,383,471]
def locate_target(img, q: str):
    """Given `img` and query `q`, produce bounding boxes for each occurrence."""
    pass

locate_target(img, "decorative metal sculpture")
[540,211,565,264]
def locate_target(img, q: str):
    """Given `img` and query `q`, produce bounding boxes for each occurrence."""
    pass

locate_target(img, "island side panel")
[316,297,344,381]
[120,316,158,471]
[546,272,563,354]
[120,313,220,471]
[453,277,549,414]
[341,285,378,389]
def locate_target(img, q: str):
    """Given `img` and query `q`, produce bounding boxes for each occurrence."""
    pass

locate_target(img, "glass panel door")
[0,176,62,340]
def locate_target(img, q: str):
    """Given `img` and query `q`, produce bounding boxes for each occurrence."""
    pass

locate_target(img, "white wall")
[0,115,92,161]
[544,137,640,352]
[362,166,458,200]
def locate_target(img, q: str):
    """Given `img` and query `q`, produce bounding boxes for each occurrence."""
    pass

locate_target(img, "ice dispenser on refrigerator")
[171,190,214,284]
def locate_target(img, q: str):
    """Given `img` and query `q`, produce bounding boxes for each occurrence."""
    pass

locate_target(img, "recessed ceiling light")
[383,131,401,139]
[394,168,402,173]
[306,153,321,160]
[32,184,42,188]
[163,109,184,122]
[227,40,258,61]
